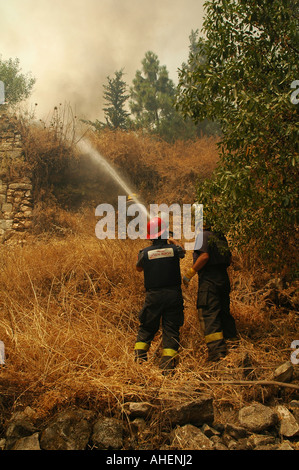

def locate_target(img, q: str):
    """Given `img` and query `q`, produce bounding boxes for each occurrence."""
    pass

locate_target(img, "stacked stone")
[0,112,33,242]
[0,113,23,159]
[0,178,33,241]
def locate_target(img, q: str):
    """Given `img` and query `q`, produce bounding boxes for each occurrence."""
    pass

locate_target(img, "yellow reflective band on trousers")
[205,331,224,344]
[134,342,150,351]
[162,348,178,357]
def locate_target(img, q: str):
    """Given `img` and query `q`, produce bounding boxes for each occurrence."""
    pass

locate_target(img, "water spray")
[76,137,202,248]
[76,138,149,219]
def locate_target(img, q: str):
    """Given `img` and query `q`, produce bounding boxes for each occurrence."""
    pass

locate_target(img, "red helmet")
[146,217,167,240]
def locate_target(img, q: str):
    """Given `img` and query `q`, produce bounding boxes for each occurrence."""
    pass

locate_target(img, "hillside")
[0,129,298,451]
[87,130,220,205]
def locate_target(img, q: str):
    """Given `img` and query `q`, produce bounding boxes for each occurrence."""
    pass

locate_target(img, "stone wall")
[0,112,33,243]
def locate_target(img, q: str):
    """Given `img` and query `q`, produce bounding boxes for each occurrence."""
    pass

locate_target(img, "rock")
[8,183,32,190]
[39,407,94,450]
[214,442,228,450]
[2,203,13,213]
[221,430,250,450]
[254,443,279,450]
[209,435,228,450]
[91,417,124,450]
[5,410,37,449]
[165,396,214,427]
[23,406,37,420]
[248,433,276,448]
[170,424,214,450]
[273,362,294,383]
[276,405,299,437]
[290,399,299,408]
[225,423,249,439]
[122,402,155,419]
[201,423,220,438]
[228,438,252,451]
[277,441,295,450]
[289,400,299,423]
[11,432,41,450]
[238,403,278,433]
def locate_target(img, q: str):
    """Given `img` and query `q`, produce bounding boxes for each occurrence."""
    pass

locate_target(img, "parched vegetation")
[0,97,298,442]
[0,225,298,427]
[0,0,298,449]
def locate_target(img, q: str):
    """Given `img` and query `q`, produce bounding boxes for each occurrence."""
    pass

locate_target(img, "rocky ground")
[1,361,298,451]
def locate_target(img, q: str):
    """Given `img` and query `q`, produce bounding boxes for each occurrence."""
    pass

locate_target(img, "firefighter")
[134,216,185,374]
[183,224,238,362]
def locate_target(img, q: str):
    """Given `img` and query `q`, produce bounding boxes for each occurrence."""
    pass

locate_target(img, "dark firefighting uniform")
[193,230,237,361]
[135,239,185,368]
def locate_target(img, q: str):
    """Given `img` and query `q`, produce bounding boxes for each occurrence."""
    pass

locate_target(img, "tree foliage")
[130,51,196,141]
[0,56,35,105]
[85,69,130,131]
[177,0,299,266]
[102,69,130,130]
[130,51,174,130]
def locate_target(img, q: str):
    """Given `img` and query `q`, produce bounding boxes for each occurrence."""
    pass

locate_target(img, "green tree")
[178,29,221,137]
[0,56,35,105]
[177,0,299,267]
[102,69,130,130]
[130,51,195,140]
[85,69,130,131]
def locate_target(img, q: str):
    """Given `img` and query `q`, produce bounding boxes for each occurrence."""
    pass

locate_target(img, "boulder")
[5,410,37,450]
[121,402,155,419]
[11,432,41,450]
[273,362,294,383]
[290,400,299,423]
[91,416,125,450]
[276,405,299,438]
[277,441,295,450]
[238,403,278,432]
[201,423,220,438]
[165,396,214,427]
[39,408,94,450]
[247,433,276,448]
[0,439,6,450]
[170,424,214,450]
[224,423,249,440]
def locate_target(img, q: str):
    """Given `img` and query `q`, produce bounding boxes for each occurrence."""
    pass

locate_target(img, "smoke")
[0,0,205,120]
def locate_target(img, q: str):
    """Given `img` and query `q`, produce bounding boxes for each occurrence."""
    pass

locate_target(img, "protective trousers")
[197,278,237,361]
[134,287,184,369]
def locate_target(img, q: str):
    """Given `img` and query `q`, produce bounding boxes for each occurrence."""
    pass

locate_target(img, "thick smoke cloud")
[0,0,204,120]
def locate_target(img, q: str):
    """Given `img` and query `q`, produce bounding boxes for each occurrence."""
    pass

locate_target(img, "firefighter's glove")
[183,268,196,287]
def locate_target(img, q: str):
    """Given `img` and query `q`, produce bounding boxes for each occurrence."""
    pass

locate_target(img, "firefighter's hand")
[183,268,196,287]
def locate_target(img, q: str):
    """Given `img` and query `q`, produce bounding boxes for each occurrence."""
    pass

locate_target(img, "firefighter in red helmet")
[134,217,185,374]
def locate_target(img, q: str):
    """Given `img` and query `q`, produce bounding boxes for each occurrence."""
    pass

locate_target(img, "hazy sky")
[0,0,206,121]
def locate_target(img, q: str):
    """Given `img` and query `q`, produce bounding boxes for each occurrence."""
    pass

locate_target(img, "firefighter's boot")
[160,349,177,376]
[134,342,149,363]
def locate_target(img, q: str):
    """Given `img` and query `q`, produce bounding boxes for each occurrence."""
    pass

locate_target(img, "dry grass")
[0,212,297,428]
[0,125,297,443]
[86,129,219,204]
